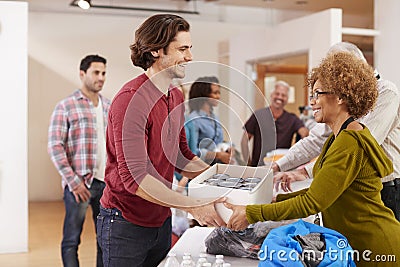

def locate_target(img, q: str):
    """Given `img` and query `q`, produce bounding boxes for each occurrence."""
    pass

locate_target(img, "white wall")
[374,0,400,88]
[0,1,28,253]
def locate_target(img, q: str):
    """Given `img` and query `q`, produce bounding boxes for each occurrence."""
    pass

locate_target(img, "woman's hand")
[223,202,249,231]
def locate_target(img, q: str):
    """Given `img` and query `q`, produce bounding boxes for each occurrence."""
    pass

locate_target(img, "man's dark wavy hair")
[79,54,106,72]
[130,14,190,71]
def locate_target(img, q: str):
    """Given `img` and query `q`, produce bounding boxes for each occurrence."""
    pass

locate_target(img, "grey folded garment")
[205,220,296,259]
[294,233,326,267]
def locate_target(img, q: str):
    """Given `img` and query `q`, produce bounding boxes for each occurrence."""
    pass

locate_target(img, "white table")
[159,180,317,267]
[158,227,258,267]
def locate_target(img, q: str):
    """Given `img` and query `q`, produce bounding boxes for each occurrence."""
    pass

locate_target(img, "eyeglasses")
[309,91,333,101]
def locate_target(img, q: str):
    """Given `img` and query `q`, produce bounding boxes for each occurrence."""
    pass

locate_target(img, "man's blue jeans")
[97,206,171,267]
[61,179,105,267]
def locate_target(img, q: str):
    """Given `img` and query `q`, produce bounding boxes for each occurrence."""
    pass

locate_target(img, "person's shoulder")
[112,74,149,102]
[121,74,148,93]
[283,109,297,117]
[378,79,400,98]
[254,107,268,113]
[187,110,200,120]
[170,86,184,96]
[253,107,271,117]
[339,127,370,144]
[379,78,399,91]
[56,89,81,106]
[99,94,111,105]
[283,110,302,121]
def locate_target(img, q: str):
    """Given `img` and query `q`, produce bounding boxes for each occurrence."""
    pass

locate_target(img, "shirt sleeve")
[184,120,197,153]
[110,91,149,194]
[189,119,205,160]
[243,113,257,135]
[359,80,400,144]
[292,114,305,132]
[176,119,196,172]
[47,102,82,191]
[276,123,331,171]
[246,135,362,223]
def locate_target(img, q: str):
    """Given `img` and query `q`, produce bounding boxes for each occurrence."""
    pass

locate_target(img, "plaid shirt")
[48,89,110,191]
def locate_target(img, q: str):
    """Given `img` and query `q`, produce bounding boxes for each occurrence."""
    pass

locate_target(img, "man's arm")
[48,102,83,191]
[180,156,209,179]
[48,102,91,202]
[274,123,331,172]
[136,173,225,227]
[359,79,400,144]
[297,126,309,139]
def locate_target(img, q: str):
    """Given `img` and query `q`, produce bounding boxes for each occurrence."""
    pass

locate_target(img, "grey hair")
[274,80,290,93]
[327,42,367,63]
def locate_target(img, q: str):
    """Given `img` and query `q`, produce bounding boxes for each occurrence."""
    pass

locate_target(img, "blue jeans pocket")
[96,215,104,249]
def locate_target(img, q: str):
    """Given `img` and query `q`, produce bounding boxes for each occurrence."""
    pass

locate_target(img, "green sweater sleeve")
[275,188,308,202]
[246,133,363,224]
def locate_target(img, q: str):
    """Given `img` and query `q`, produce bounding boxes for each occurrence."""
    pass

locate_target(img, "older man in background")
[241,80,309,166]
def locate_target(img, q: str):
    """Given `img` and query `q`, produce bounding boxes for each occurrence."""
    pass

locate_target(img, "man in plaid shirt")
[48,54,110,267]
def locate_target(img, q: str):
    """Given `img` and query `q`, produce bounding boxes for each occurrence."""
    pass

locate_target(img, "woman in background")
[186,76,234,165]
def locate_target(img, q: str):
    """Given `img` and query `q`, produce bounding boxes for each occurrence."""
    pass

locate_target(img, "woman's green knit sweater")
[247,127,400,266]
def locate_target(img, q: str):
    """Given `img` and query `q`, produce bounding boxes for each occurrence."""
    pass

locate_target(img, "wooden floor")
[0,201,97,267]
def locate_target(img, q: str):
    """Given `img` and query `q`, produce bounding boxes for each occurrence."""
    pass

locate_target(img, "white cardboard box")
[188,164,274,223]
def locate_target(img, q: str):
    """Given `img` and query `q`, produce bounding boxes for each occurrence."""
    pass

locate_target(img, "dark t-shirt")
[244,107,304,166]
[100,73,195,227]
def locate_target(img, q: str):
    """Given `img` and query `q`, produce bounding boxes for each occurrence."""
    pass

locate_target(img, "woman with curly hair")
[225,51,400,265]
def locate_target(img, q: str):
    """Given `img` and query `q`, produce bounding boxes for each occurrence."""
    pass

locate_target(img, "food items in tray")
[201,173,262,190]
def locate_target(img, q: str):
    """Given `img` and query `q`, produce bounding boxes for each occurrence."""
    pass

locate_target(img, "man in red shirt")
[97,14,225,267]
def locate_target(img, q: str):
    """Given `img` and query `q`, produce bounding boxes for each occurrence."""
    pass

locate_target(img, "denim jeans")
[61,179,105,267]
[381,179,400,221]
[97,206,171,267]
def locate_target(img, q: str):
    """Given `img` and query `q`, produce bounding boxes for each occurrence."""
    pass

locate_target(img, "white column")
[374,0,400,88]
[0,1,28,253]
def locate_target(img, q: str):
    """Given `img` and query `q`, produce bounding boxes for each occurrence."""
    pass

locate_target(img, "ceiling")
[21,0,373,19]
[19,0,375,51]
[217,0,372,15]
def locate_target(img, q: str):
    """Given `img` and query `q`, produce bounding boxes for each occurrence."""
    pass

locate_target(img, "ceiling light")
[77,0,91,10]
[70,0,199,15]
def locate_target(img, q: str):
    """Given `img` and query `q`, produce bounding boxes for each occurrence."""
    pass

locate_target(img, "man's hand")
[72,182,91,203]
[216,151,232,164]
[175,176,189,193]
[187,198,226,227]
[224,202,249,231]
[271,162,281,173]
[273,169,308,192]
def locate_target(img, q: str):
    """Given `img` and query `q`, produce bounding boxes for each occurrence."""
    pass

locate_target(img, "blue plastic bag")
[258,220,356,266]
